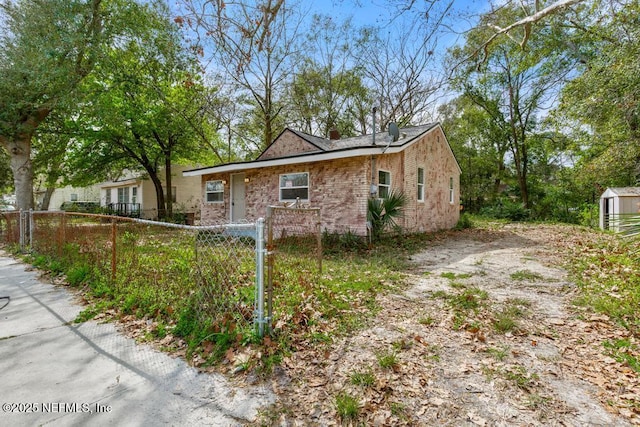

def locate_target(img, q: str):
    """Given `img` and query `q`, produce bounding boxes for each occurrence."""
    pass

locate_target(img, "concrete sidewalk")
[0,252,274,426]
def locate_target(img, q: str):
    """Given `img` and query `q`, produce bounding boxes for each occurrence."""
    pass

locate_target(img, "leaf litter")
[256,224,639,426]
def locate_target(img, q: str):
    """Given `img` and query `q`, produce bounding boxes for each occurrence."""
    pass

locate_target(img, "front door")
[231,173,246,222]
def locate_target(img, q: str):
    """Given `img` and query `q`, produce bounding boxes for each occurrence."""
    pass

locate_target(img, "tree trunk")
[149,172,166,220]
[8,137,34,211]
[40,187,56,210]
[164,156,173,218]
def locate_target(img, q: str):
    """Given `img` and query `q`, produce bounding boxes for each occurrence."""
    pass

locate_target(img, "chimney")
[329,127,340,140]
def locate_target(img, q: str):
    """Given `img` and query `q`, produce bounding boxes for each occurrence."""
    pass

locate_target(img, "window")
[279,172,309,201]
[70,193,78,202]
[105,189,111,205]
[417,168,424,202]
[131,187,137,204]
[206,180,224,203]
[449,177,454,203]
[117,187,129,203]
[378,170,391,199]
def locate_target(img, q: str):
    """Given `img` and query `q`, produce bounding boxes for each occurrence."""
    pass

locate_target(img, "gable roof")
[602,187,640,198]
[184,123,461,176]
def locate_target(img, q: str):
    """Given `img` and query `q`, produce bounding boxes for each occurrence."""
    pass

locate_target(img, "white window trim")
[279,172,309,202]
[378,169,391,199]
[205,180,224,204]
[117,187,129,204]
[449,177,455,204]
[417,167,425,203]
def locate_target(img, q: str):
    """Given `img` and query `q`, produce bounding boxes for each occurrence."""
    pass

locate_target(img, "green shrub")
[454,213,474,230]
[479,198,530,221]
[367,191,407,241]
[66,264,91,287]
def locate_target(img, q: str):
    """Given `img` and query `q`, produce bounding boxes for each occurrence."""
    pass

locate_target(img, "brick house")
[184,123,461,235]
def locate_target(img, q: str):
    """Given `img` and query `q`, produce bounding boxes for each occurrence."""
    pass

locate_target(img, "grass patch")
[449,288,488,311]
[449,281,467,290]
[377,350,399,370]
[492,301,528,334]
[510,270,544,281]
[441,272,472,280]
[487,345,510,361]
[335,392,359,422]
[418,316,435,326]
[603,339,640,373]
[16,216,442,374]
[569,234,640,337]
[350,369,376,387]
[493,313,517,333]
[390,401,409,420]
[503,365,539,390]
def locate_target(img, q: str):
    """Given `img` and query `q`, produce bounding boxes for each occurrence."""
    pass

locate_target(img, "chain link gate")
[265,205,322,333]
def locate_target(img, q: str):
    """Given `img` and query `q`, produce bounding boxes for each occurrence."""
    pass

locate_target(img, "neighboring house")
[35,184,101,211]
[100,165,202,220]
[600,187,640,231]
[184,123,461,235]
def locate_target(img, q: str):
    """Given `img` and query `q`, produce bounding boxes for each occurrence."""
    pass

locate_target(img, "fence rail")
[604,213,640,237]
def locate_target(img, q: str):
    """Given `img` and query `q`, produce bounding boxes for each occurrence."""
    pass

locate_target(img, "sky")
[302,0,492,58]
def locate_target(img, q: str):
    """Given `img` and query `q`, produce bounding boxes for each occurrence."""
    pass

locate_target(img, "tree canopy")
[2,0,638,226]
[0,0,105,210]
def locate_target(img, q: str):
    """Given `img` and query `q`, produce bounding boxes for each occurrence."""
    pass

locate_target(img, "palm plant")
[367,190,407,242]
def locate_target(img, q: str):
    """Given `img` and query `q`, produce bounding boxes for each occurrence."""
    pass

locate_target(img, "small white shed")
[600,187,640,231]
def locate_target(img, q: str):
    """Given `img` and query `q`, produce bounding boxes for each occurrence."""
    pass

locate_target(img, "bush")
[66,264,92,287]
[367,191,407,241]
[479,199,530,221]
[322,229,367,253]
[454,213,474,230]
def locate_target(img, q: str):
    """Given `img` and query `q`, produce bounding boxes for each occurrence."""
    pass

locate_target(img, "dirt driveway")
[266,224,639,426]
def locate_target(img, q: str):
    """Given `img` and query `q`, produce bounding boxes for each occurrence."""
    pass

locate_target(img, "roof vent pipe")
[370,106,378,197]
[372,107,377,146]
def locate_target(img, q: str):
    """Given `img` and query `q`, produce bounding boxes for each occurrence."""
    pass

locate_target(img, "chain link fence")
[0,207,327,347]
[0,211,268,360]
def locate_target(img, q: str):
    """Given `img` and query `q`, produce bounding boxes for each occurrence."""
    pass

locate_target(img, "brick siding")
[199,126,460,234]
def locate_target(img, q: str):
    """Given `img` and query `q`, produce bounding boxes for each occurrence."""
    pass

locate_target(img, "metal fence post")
[29,209,33,252]
[111,218,117,283]
[255,218,266,337]
[266,206,274,334]
[18,209,24,252]
[316,209,322,275]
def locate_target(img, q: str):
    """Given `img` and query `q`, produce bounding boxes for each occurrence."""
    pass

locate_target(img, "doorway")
[231,173,246,222]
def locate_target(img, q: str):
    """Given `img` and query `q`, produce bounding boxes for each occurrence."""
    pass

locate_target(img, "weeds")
[441,272,473,280]
[487,345,510,361]
[504,366,539,390]
[449,288,488,311]
[570,236,640,340]
[511,270,544,281]
[350,369,375,387]
[418,316,435,326]
[335,392,359,422]
[377,350,399,370]
[390,401,409,420]
[603,339,640,373]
